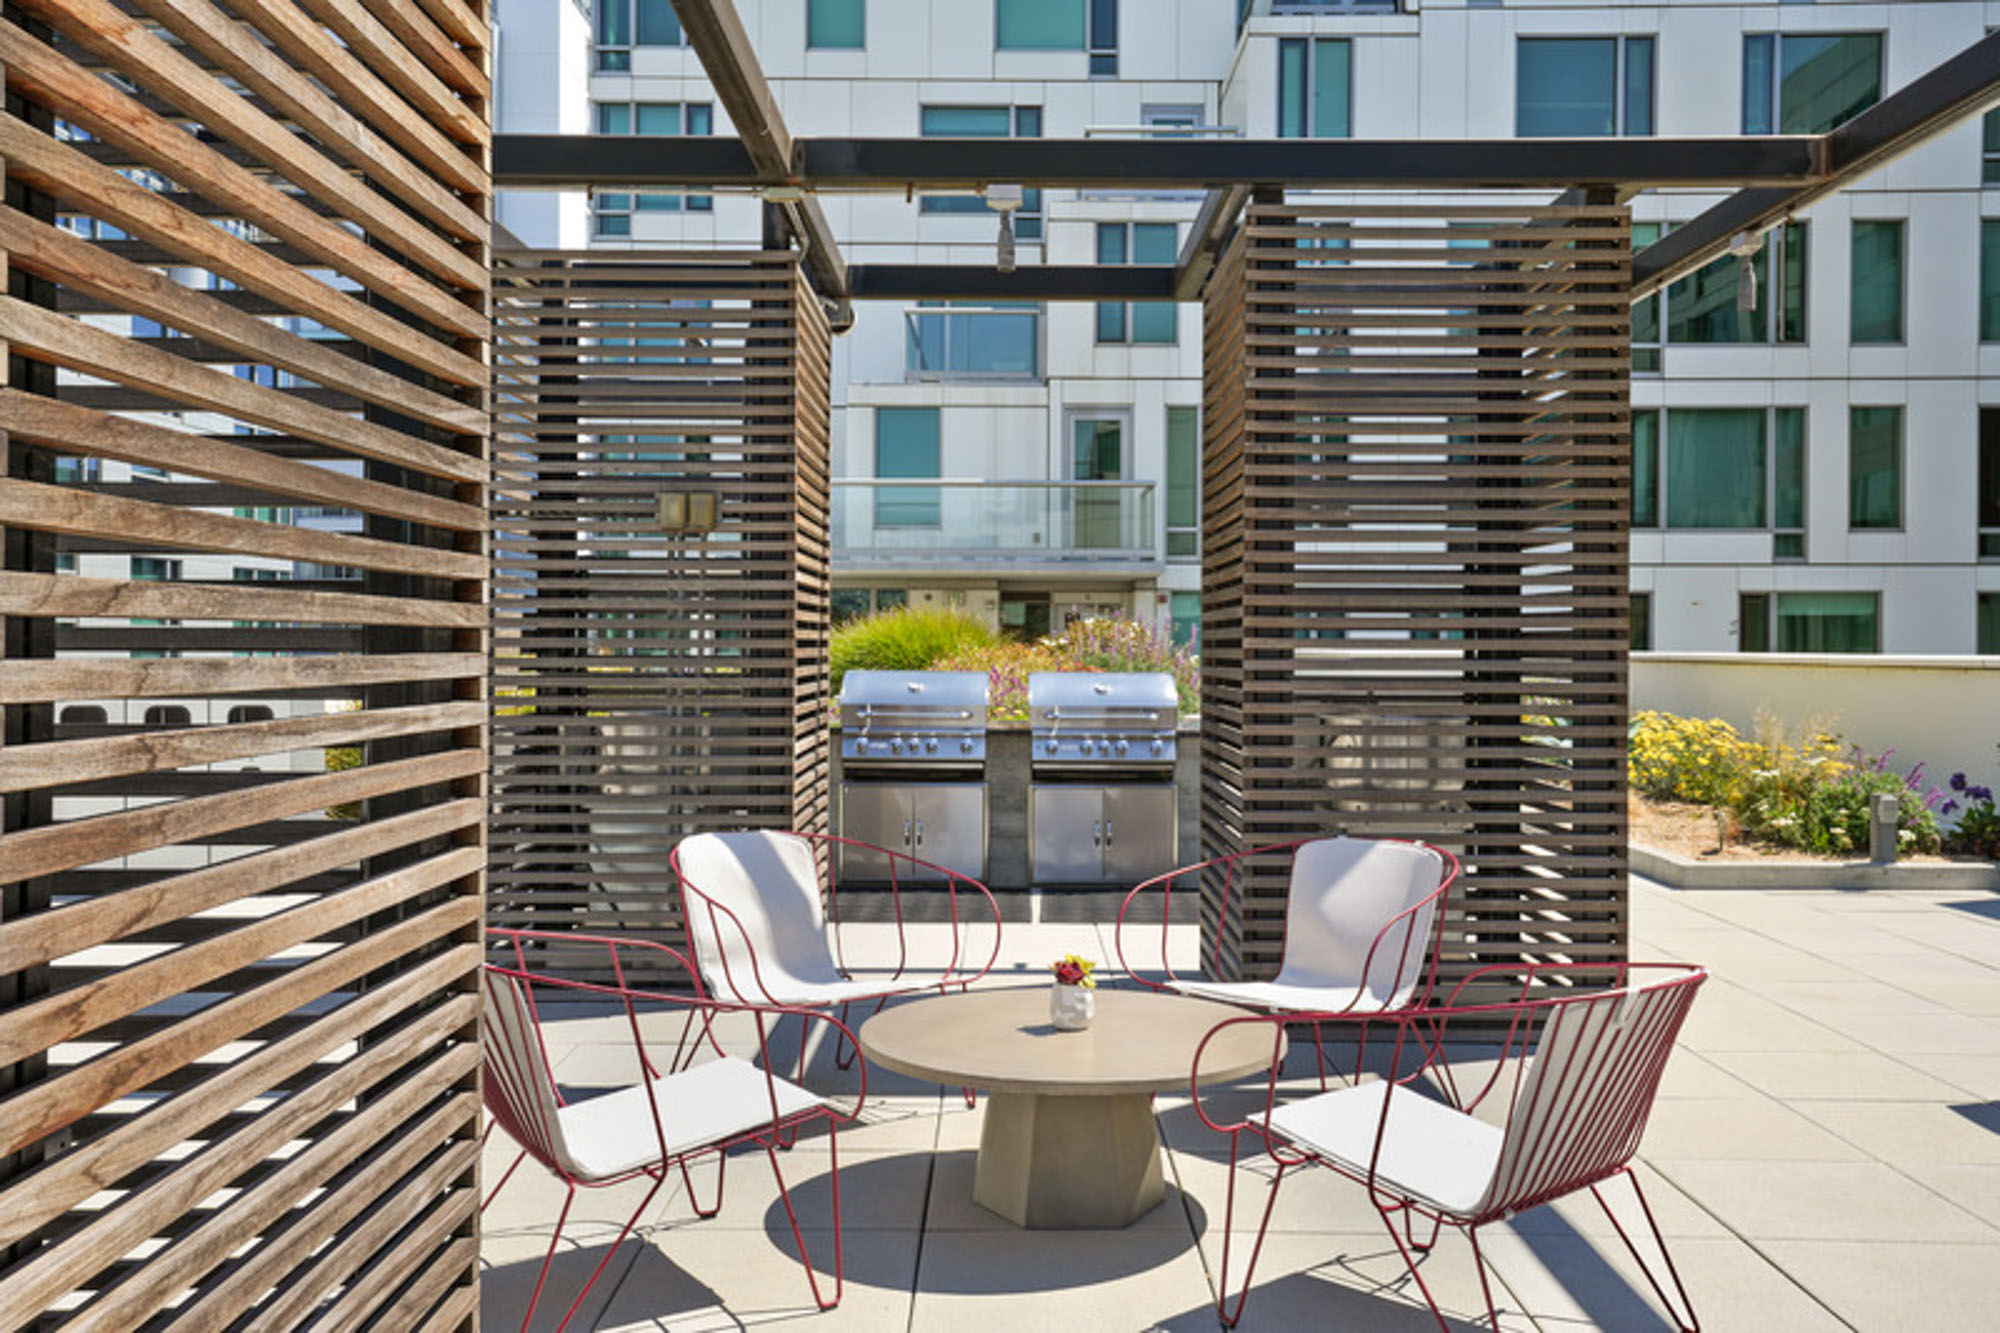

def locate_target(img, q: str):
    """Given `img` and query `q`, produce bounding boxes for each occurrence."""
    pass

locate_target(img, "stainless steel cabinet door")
[838,783,909,880]
[910,783,987,881]
[1101,785,1177,885]
[1029,784,1107,883]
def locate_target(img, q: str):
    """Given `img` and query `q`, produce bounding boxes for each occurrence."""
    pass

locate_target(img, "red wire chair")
[1116,835,1459,1083]
[671,829,1002,1067]
[1190,961,1707,1332]
[482,929,860,1332]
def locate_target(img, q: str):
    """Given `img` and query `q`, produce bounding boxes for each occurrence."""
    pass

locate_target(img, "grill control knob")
[1151,738,1165,756]
[854,739,868,756]
[925,737,939,754]
[1115,739,1129,757]
[960,737,975,753]
[1046,739,1060,754]
[890,738,904,756]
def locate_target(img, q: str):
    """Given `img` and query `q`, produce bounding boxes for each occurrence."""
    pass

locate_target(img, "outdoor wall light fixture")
[985,184,1024,273]
[658,489,719,535]
[1729,229,1764,312]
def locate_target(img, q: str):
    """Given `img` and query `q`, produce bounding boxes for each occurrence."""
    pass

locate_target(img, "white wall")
[1634,653,2000,795]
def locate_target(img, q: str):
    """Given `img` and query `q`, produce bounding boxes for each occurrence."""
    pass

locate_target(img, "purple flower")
[1972,785,1995,804]
[1943,800,1961,816]
[1951,772,1968,792]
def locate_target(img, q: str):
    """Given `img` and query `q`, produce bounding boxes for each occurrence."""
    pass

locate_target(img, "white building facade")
[493,0,2000,657]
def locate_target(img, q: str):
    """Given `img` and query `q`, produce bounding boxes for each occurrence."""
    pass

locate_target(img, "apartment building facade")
[493,0,2000,656]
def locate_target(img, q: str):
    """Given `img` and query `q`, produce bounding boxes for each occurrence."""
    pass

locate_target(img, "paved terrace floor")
[480,879,2000,1331]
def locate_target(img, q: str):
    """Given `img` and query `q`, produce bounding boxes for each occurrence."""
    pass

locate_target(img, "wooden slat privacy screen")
[488,251,831,977]
[0,1,488,1326]
[1199,201,1630,990]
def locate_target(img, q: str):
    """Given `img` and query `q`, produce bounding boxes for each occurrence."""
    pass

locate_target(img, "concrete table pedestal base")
[972,1090,1166,1228]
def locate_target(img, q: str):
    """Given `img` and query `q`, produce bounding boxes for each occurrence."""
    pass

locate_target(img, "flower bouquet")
[1049,953,1096,1030]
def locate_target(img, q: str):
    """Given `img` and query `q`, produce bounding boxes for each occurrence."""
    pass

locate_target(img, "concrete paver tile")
[1650,1159,1993,1243]
[1755,1239,2000,1332]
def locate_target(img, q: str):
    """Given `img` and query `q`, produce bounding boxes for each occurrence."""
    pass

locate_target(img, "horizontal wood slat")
[1,1,486,1325]
[1199,202,1630,999]
[488,250,830,970]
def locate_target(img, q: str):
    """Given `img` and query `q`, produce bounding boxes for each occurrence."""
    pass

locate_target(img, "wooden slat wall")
[488,251,831,979]
[1199,201,1630,993]
[0,0,487,1326]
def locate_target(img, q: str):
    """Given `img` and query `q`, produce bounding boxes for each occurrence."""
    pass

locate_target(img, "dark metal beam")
[496,134,1820,191]
[847,266,1179,302]
[1634,28,2000,298]
[1173,185,1250,301]
[667,0,851,326]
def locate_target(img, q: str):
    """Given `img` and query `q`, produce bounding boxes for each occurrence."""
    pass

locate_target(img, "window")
[1774,409,1805,559]
[1980,409,2000,559]
[996,0,1083,49]
[1983,221,2000,342]
[593,103,713,233]
[1630,593,1652,651]
[227,705,275,724]
[1278,38,1350,139]
[132,556,181,581]
[59,705,107,726]
[919,106,1043,239]
[1166,406,1199,558]
[1743,33,1882,135]
[143,705,193,727]
[1980,594,2000,654]
[906,304,1040,379]
[1662,222,1806,346]
[1071,415,1127,549]
[1849,406,1902,530]
[1170,591,1200,648]
[1096,223,1177,344]
[1985,104,2000,186]
[1633,407,1803,531]
[55,456,101,483]
[808,0,864,48]
[1850,219,1903,343]
[1516,37,1654,137]
[1089,0,1117,76]
[596,0,684,70]
[1741,592,1880,653]
[875,408,940,528]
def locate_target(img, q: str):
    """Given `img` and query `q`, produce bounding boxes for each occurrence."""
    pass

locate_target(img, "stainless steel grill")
[1027,672,1179,884]
[837,670,989,880]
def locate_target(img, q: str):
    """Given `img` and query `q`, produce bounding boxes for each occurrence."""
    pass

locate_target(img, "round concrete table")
[858,986,1279,1229]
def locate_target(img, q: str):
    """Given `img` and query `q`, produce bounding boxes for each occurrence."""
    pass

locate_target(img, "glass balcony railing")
[832,480,1159,569]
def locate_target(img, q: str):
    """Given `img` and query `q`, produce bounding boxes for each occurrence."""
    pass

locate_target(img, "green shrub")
[830,606,996,694]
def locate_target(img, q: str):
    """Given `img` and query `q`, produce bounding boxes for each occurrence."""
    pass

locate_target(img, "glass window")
[875,408,940,527]
[1776,592,1879,653]
[1089,0,1117,76]
[1096,222,1177,344]
[1849,406,1902,529]
[1516,37,1653,137]
[808,0,864,48]
[1278,38,1350,139]
[593,103,712,231]
[1985,105,2000,186]
[1739,593,1770,652]
[919,106,1044,238]
[1632,409,1658,528]
[1663,223,1805,346]
[1667,409,1766,528]
[1980,409,2000,559]
[1851,219,1903,343]
[1983,220,2000,342]
[597,0,683,70]
[996,0,1083,49]
[1980,593,2000,654]
[1167,406,1199,557]
[832,588,871,623]
[1630,592,1652,651]
[1632,223,1662,373]
[1071,417,1126,549]
[906,303,1040,379]
[1743,32,1882,135]
[1774,407,1805,559]
[1171,590,1201,648]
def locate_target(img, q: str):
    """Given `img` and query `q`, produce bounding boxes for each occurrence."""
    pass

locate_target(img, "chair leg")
[1591,1168,1700,1332]
[678,1149,728,1219]
[1311,1020,1330,1091]
[1374,1198,1457,1333]
[1215,1136,1290,1330]
[1465,1224,1508,1333]
[484,1146,529,1212]
[766,1119,844,1310]
[544,1172,668,1333]
[518,1183,575,1333]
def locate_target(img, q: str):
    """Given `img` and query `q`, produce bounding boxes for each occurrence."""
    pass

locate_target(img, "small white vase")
[1050,983,1095,1031]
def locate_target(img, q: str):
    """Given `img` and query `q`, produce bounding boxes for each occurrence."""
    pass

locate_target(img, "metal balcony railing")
[832,479,1159,570]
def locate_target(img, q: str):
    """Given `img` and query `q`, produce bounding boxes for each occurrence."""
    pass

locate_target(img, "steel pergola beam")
[1634,27,2000,298]
[667,0,851,325]
[496,134,1820,192]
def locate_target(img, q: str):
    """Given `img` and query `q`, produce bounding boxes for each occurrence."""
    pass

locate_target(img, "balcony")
[832,479,1160,575]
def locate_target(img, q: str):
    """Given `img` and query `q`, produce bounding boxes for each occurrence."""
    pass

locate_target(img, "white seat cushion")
[1168,978,1378,1015]
[557,1056,825,1183]
[1266,1081,1501,1218]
